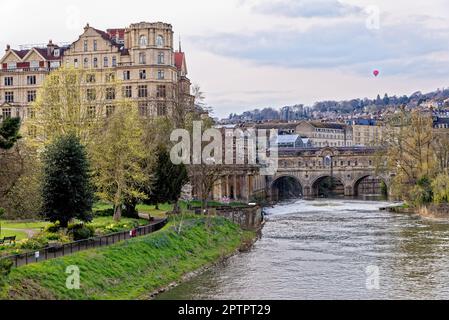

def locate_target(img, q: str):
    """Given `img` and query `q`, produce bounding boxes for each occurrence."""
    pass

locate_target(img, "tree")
[91,103,149,221]
[146,145,189,211]
[42,133,94,228]
[432,174,449,204]
[0,117,21,150]
[24,66,114,146]
[379,109,434,201]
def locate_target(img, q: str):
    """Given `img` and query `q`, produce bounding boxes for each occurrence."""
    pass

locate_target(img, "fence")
[1,218,168,268]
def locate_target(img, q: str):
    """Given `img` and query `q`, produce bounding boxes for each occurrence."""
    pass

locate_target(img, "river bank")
[0,216,256,300]
[384,203,449,221]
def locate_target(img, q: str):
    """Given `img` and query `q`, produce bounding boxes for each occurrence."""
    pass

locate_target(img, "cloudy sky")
[2,0,449,118]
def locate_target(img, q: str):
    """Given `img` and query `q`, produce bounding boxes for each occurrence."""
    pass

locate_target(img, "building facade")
[294,121,353,147]
[0,21,194,122]
[346,119,384,146]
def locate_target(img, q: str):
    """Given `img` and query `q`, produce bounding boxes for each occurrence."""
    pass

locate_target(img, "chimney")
[47,40,55,56]
[6,44,10,51]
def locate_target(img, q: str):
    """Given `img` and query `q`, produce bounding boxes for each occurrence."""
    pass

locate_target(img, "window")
[139,35,148,47]
[106,87,116,100]
[139,102,148,117]
[87,106,96,118]
[5,92,14,103]
[138,85,148,98]
[106,105,115,117]
[27,108,36,119]
[30,61,39,69]
[156,35,164,47]
[50,61,60,69]
[157,103,167,116]
[86,74,96,83]
[84,58,89,68]
[106,73,115,82]
[104,57,109,68]
[86,88,96,101]
[84,40,88,52]
[139,52,146,64]
[123,85,132,98]
[158,52,164,64]
[139,70,146,80]
[2,108,11,119]
[27,90,36,103]
[156,85,166,98]
[93,40,97,51]
[123,70,130,80]
[157,70,165,80]
[7,62,16,70]
[74,59,79,68]
[112,56,117,67]
[54,49,60,57]
[93,58,98,68]
[4,77,13,86]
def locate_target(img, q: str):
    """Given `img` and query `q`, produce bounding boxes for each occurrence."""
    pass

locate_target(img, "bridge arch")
[270,175,303,201]
[353,175,388,199]
[311,175,345,198]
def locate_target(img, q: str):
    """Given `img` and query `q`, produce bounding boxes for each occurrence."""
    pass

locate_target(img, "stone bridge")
[267,147,392,199]
[211,147,393,202]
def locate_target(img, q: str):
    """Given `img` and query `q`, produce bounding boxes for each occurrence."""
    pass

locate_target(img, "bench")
[1,236,16,245]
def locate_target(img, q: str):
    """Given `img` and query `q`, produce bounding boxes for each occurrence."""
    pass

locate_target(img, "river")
[157,199,449,300]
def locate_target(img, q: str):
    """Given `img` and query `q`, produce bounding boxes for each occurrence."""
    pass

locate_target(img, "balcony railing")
[1,67,59,73]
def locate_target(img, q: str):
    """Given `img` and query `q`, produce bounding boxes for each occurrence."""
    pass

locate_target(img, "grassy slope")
[1,217,254,300]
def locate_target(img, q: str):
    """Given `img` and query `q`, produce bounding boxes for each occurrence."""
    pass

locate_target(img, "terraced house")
[0,21,194,122]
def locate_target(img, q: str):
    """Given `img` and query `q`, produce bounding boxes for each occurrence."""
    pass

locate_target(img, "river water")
[157,199,449,300]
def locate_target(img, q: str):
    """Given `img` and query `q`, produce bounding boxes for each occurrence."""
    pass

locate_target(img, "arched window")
[84,58,89,68]
[156,35,164,47]
[139,35,148,47]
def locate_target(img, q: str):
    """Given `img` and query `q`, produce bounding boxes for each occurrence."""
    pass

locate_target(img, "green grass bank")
[0,216,255,300]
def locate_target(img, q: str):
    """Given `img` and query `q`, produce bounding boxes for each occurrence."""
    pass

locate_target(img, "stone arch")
[352,174,388,199]
[311,175,345,198]
[270,175,303,201]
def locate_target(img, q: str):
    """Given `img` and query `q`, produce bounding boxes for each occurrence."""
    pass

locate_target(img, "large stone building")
[346,119,384,146]
[294,121,353,147]
[0,21,194,122]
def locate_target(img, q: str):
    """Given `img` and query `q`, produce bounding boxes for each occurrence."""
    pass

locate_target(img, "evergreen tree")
[146,145,189,211]
[0,117,21,150]
[42,134,94,228]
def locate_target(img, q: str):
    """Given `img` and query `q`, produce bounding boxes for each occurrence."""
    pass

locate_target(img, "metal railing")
[0,218,167,268]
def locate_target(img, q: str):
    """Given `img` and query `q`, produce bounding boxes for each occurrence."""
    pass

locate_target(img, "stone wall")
[211,206,264,231]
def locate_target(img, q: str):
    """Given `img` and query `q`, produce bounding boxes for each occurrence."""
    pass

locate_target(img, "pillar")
[233,175,238,200]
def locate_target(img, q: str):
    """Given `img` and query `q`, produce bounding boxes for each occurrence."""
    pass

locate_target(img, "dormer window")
[53,49,60,57]
[139,35,148,47]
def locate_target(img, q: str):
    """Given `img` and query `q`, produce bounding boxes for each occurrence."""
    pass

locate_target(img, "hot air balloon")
[373,70,379,77]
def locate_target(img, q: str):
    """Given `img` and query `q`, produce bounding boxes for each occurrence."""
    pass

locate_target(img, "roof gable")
[0,50,24,64]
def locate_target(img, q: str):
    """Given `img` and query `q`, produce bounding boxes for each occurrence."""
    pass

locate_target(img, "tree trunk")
[173,200,180,214]
[113,205,122,221]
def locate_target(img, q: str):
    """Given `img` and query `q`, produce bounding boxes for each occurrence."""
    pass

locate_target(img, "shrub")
[0,258,13,287]
[45,221,61,233]
[68,223,95,241]
[93,208,114,217]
